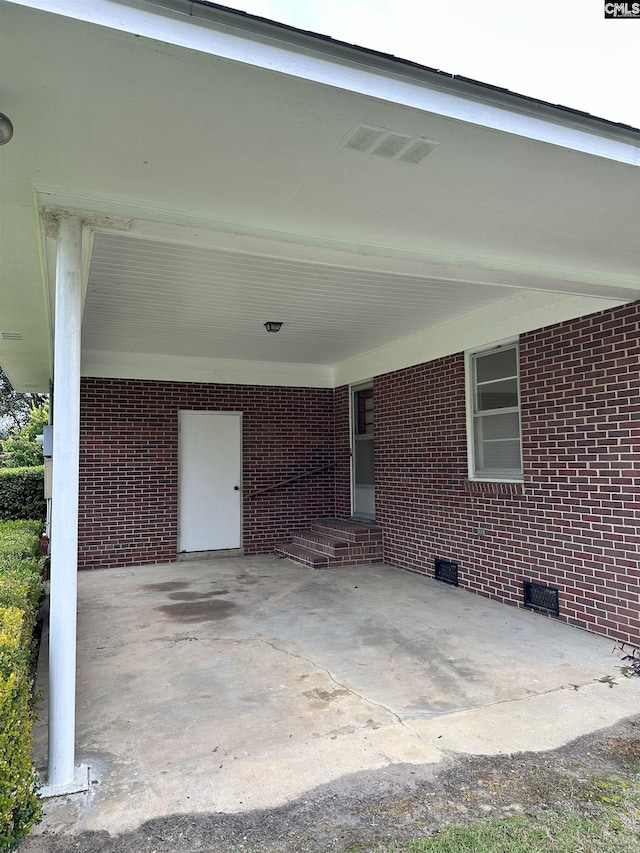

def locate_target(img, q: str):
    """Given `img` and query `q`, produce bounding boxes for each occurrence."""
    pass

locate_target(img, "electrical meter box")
[43,425,53,457]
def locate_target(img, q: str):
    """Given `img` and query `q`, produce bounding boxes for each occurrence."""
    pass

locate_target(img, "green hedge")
[0,520,43,848]
[0,469,46,523]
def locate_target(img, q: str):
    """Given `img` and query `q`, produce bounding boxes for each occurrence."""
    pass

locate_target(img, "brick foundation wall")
[79,379,335,569]
[374,301,640,645]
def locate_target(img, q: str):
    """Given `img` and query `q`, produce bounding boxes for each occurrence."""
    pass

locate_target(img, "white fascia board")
[81,350,334,388]
[9,0,639,165]
[37,194,640,300]
[333,291,628,388]
[123,217,640,299]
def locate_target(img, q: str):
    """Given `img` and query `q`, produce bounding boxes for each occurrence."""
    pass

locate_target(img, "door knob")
[234,486,240,491]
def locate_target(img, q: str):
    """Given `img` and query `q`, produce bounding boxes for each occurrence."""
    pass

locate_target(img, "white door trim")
[178,410,242,553]
[350,380,375,520]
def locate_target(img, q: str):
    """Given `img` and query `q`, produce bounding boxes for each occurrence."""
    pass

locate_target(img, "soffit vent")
[342,124,441,164]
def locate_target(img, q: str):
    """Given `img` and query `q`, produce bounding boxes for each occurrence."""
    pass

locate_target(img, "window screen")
[470,344,522,479]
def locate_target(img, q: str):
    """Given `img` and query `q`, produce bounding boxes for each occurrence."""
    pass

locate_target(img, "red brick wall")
[78,302,640,644]
[374,301,640,645]
[79,379,335,569]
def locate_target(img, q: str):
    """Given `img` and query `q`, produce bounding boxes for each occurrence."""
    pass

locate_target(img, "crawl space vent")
[523,581,560,617]
[343,124,441,164]
[434,558,459,586]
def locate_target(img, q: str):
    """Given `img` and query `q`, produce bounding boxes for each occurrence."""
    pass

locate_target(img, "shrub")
[0,520,43,848]
[0,559,43,616]
[0,469,46,522]
[1,404,48,469]
[0,521,43,562]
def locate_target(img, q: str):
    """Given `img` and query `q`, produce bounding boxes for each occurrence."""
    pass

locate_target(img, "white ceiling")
[84,232,516,364]
[1,1,639,389]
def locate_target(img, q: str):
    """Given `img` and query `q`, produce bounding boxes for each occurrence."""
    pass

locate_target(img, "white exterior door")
[178,411,242,552]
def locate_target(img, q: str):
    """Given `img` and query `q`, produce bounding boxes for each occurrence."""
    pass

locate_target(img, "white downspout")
[46,215,85,790]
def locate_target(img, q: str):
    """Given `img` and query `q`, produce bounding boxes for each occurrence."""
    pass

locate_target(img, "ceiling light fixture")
[264,321,283,333]
[0,113,14,145]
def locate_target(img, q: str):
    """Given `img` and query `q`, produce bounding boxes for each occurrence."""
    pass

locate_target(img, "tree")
[1,403,48,468]
[0,366,47,440]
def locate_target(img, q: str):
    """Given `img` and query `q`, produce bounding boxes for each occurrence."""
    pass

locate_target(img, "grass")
[402,811,639,852]
[221,727,640,853]
[348,772,640,853]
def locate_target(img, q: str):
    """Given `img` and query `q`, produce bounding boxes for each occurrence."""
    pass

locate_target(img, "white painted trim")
[333,291,627,388]
[466,336,522,357]
[178,410,242,552]
[11,1,639,164]
[81,350,334,388]
[464,349,475,483]
[37,195,640,300]
[48,215,82,789]
[464,340,522,482]
[349,380,374,519]
[42,225,94,324]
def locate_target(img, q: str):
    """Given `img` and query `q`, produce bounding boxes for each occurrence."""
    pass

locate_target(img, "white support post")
[47,215,84,791]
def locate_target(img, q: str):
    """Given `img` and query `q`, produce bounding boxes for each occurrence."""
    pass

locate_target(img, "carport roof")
[190,0,639,135]
[1,0,639,391]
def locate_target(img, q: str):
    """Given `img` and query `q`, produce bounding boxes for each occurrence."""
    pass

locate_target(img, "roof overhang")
[1,0,639,390]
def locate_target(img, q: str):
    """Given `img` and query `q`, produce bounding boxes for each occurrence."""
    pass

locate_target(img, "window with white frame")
[467,342,522,480]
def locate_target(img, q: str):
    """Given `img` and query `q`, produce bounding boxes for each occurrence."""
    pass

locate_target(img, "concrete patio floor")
[30,555,639,839]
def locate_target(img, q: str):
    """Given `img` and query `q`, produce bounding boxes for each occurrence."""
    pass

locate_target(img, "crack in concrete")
[420,672,629,724]
[251,636,629,735]
[86,632,623,737]
[260,638,423,740]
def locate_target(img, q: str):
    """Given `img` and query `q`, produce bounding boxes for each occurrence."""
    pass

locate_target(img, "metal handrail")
[247,461,337,499]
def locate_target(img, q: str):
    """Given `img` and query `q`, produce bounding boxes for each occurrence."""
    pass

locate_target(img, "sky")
[227,0,640,128]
